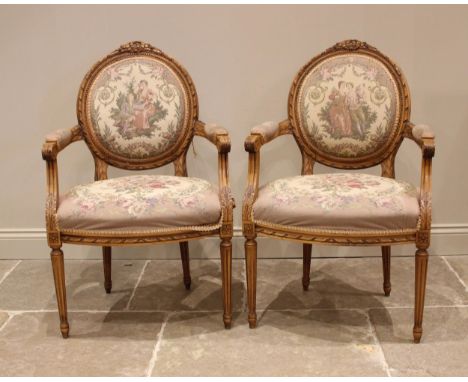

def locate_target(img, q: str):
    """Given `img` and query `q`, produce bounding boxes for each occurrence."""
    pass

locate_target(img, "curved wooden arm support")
[194,120,231,154]
[404,122,435,159]
[244,120,291,153]
[42,125,83,247]
[404,121,435,248]
[242,120,292,237]
[42,125,83,161]
[194,120,234,238]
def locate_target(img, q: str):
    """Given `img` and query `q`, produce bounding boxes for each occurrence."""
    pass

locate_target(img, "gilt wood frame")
[42,42,234,338]
[242,40,435,343]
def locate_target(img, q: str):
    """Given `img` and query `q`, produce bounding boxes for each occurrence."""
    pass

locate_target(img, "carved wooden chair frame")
[242,40,435,343]
[42,42,234,338]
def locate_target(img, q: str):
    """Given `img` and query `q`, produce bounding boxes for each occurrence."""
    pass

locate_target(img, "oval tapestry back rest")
[77,41,198,170]
[289,40,411,169]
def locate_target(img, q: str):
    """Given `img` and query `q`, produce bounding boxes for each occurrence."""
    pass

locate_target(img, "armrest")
[404,121,435,159]
[245,120,291,153]
[404,121,435,245]
[42,125,82,160]
[194,120,234,237]
[41,125,82,247]
[242,120,292,237]
[194,121,230,154]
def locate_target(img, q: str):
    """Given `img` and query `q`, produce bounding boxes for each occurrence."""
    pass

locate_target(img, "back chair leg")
[179,241,191,290]
[220,238,232,329]
[50,247,69,338]
[302,244,312,291]
[381,246,391,296]
[102,246,112,294]
[245,238,257,328]
[413,247,429,343]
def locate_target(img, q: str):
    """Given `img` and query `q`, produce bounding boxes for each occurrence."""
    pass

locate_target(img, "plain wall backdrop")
[0,4,467,259]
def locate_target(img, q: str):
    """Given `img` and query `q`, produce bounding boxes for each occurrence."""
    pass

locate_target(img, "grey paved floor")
[0,255,467,376]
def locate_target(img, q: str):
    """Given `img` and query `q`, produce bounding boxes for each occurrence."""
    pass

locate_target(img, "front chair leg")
[179,241,191,290]
[381,246,391,296]
[102,246,112,294]
[302,244,312,291]
[245,238,257,328]
[220,238,232,329]
[50,248,69,338]
[413,247,429,343]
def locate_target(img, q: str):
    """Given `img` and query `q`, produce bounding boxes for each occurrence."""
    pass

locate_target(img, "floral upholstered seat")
[57,175,221,232]
[253,173,419,232]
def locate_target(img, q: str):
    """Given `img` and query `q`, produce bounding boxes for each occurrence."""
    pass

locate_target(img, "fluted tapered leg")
[102,246,112,294]
[245,238,257,328]
[179,241,191,290]
[381,246,391,296]
[413,248,429,343]
[220,238,232,329]
[50,248,69,338]
[302,244,312,291]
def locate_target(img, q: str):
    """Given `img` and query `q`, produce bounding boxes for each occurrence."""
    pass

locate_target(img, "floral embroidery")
[298,54,400,158]
[61,175,218,220]
[88,58,186,160]
[258,173,417,214]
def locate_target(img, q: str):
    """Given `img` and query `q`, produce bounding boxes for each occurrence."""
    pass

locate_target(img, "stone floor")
[0,255,467,376]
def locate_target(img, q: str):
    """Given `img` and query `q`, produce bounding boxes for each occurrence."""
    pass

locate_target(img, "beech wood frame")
[242,40,435,343]
[42,42,234,338]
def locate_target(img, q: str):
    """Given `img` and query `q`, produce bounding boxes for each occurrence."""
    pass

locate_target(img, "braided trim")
[59,212,223,237]
[253,218,417,237]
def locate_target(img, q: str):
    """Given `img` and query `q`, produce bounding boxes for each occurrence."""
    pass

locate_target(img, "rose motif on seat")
[57,175,222,231]
[262,173,417,213]
[62,175,217,218]
[88,58,187,160]
[252,173,420,232]
[298,54,400,159]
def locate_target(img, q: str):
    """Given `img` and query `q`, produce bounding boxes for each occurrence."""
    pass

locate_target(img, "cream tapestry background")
[0,5,467,259]
[88,57,187,160]
[298,54,400,159]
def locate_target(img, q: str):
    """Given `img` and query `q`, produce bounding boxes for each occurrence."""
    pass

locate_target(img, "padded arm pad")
[251,121,279,142]
[412,124,435,140]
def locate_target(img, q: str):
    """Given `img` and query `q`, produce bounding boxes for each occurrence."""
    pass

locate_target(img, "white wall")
[0,5,467,259]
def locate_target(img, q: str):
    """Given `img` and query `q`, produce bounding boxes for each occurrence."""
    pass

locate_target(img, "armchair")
[242,40,435,343]
[42,41,234,337]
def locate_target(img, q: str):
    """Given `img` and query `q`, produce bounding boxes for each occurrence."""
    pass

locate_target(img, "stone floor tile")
[0,260,20,283]
[130,259,244,312]
[369,307,468,376]
[255,257,467,310]
[152,310,387,376]
[0,260,146,311]
[0,312,9,328]
[0,312,165,376]
[444,256,468,291]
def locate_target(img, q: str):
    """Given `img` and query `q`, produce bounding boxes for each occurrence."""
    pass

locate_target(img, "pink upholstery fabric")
[57,175,221,231]
[204,123,229,139]
[251,121,278,142]
[412,124,435,140]
[253,173,420,231]
[45,128,74,151]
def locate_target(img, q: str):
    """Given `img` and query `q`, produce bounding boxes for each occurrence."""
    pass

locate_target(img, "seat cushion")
[57,175,221,232]
[253,173,420,232]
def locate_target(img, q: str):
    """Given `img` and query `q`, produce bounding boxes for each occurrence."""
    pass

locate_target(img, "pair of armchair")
[42,40,434,343]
